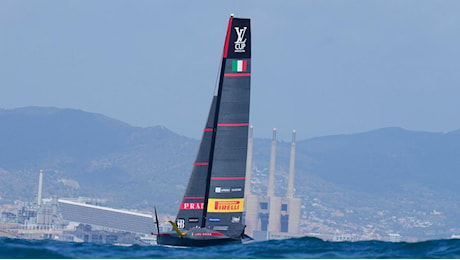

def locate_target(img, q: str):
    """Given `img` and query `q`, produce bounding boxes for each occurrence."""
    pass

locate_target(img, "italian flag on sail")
[232,60,248,72]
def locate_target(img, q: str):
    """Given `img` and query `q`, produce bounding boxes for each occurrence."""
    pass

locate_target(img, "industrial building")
[244,127,303,240]
[0,169,157,245]
[58,199,156,235]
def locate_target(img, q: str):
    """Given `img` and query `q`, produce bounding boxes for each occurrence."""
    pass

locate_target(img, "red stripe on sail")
[217,123,250,127]
[194,162,209,165]
[224,73,251,77]
[242,60,247,71]
[211,177,246,180]
[203,128,213,132]
[222,16,233,58]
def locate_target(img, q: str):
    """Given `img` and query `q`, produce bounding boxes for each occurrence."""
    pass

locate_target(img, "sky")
[1,1,460,141]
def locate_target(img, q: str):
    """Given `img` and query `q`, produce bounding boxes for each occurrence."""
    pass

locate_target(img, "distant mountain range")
[1,107,459,239]
[0,106,197,213]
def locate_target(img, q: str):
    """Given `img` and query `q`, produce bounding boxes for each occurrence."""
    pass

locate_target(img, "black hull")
[156,227,242,247]
[157,234,241,247]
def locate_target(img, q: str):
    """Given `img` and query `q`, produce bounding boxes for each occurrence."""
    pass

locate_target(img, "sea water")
[1,236,460,258]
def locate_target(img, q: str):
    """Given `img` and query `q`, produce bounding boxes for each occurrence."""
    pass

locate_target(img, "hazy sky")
[1,1,460,141]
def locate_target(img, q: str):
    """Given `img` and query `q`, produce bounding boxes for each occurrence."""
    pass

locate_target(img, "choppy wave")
[1,236,460,258]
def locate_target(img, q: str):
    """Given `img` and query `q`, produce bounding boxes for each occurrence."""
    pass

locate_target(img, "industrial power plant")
[244,127,302,240]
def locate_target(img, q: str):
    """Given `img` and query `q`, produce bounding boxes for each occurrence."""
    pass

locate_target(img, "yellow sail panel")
[207,198,244,213]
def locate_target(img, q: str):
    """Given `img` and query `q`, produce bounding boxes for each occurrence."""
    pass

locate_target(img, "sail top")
[222,16,251,59]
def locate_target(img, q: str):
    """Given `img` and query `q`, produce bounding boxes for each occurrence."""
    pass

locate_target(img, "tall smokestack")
[286,130,296,198]
[37,169,44,205]
[244,127,259,237]
[244,125,254,196]
[267,128,277,197]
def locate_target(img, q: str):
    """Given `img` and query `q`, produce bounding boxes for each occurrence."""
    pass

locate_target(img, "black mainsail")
[174,97,216,230]
[156,15,251,247]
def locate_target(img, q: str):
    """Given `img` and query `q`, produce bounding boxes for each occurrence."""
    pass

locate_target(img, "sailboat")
[155,15,252,247]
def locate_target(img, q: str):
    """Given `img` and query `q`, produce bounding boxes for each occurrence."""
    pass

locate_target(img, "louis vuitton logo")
[234,27,247,53]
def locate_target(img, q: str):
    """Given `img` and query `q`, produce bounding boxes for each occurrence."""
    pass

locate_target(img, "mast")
[201,28,229,227]
[201,15,235,226]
